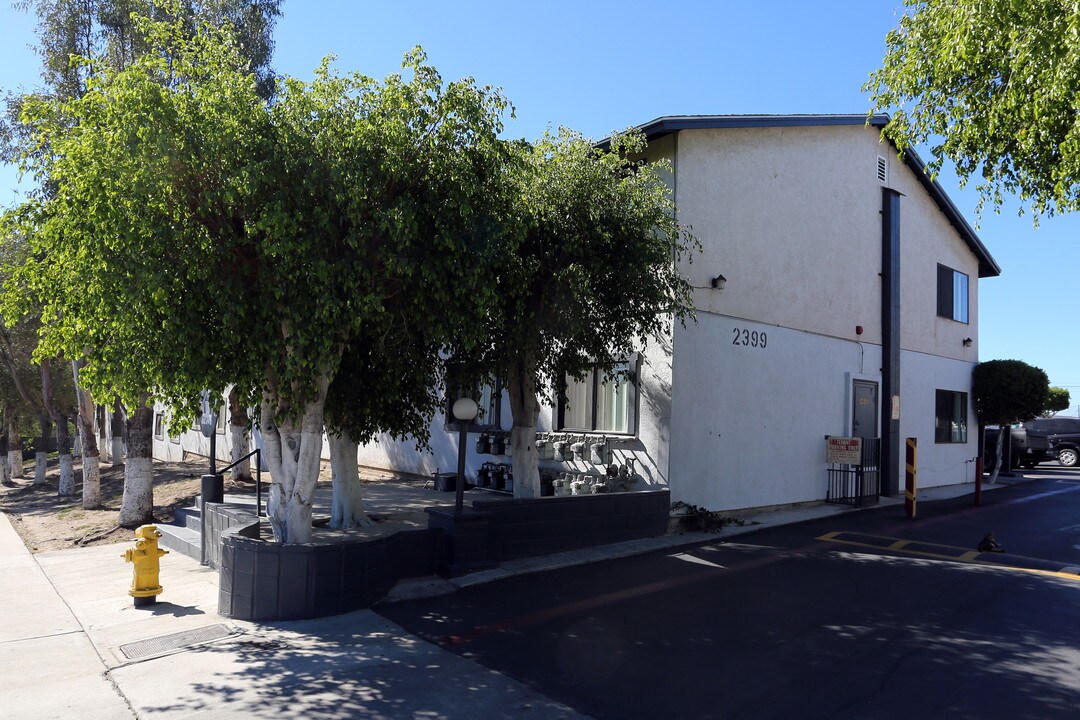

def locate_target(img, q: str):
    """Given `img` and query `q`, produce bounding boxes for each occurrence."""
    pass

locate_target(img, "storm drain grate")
[120,623,236,660]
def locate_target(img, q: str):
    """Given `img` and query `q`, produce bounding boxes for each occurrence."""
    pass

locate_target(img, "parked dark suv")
[1025,417,1080,468]
[984,424,1053,469]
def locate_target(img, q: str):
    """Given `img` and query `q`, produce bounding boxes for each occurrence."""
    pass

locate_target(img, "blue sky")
[1,0,1077,415]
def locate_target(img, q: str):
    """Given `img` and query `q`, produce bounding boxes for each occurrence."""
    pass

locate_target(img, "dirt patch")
[0,457,254,553]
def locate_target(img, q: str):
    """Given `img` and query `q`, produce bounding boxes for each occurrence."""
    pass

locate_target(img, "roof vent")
[877,155,888,183]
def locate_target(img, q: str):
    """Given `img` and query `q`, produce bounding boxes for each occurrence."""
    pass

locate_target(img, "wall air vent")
[877,155,888,184]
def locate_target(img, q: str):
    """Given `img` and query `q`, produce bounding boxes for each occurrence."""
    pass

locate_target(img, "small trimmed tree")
[972,359,1050,482]
[1044,387,1071,417]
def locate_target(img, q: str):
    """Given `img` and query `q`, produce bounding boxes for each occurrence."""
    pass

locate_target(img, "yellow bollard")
[121,524,169,607]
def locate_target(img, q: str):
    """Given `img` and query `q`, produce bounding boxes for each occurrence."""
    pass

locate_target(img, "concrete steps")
[158,505,201,561]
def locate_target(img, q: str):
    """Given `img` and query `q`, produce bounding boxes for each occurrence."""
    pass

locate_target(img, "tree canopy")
[1044,386,1072,416]
[972,359,1050,426]
[2,7,516,540]
[866,0,1080,218]
[452,128,697,496]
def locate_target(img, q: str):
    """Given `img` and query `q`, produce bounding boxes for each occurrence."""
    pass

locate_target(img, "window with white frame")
[935,389,968,443]
[559,360,636,435]
[937,264,969,323]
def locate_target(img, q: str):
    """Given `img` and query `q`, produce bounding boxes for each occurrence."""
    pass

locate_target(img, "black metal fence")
[826,437,881,507]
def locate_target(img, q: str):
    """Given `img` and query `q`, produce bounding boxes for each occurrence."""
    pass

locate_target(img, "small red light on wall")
[856,325,864,336]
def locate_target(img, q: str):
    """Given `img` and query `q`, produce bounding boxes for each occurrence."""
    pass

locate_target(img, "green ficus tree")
[455,129,697,497]
[6,8,513,542]
[1044,386,1071,417]
[2,0,281,523]
[866,0,1080,219]
[972,359,1050,481]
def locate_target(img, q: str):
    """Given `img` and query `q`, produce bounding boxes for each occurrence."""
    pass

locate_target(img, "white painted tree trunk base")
[511,424,541,498]
[57,454,75,496]
[111,438,124,465]
[329,433,372,529]
[229,424,252,481]
[82,456,101,509]
[34,453,48,485]
[0,456,9,485]
[119,457,153,528]
[8,451,23,479]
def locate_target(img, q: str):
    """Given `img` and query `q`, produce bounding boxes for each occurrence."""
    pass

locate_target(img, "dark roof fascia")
[605,114,1001,278]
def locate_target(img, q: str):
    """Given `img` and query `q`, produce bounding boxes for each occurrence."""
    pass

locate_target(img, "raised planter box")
[215,488,671,621]
[216,512,437,621]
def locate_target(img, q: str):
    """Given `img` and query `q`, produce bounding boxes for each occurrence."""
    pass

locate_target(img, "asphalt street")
[377,468,1080,720]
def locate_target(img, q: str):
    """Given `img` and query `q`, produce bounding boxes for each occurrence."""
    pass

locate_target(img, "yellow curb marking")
[816,532,1080,583]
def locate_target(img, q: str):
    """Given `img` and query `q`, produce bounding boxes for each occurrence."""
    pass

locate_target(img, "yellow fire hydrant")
[122,524,169,607]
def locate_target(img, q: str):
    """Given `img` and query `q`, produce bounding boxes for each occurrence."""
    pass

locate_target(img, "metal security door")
[853,381,878,439]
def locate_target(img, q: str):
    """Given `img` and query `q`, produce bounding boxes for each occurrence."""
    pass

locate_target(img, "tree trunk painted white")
[58,454,74,494]
[39,360,74,495]
[507,363,542,498]
[73,363,101,509]
[328,431,371,529]
[988,425,1007,484]
[262,375,329,544]
[228,388,252,482]
[34,414,50,486]
[118,402,154,528]
[8,419,23,478]
[0,441,8,485]
[110,398,125,465]
[57,415,75,496]
[97,404,110,463]
[81,455,101,509]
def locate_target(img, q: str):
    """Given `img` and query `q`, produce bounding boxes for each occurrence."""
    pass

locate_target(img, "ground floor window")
[935,389,968,443]
[445,377,502,431]
[559,360,636,435]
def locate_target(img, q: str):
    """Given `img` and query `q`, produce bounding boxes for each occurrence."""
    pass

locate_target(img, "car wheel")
[1060,448,1080,468]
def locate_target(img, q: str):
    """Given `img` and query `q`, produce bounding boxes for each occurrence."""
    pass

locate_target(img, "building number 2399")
[732,327,767,348]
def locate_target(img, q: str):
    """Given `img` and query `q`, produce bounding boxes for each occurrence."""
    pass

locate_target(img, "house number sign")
[732,327,767,348]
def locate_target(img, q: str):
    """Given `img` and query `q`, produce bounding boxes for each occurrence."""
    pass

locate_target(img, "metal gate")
[826,437,881,507]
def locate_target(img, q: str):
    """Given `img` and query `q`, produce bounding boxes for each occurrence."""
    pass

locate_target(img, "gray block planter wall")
[218,522,438,621]
[472,489,671,560]
[215,489,671,621]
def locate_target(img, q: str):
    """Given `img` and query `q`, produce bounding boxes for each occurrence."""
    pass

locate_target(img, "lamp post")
[451,397,479,515]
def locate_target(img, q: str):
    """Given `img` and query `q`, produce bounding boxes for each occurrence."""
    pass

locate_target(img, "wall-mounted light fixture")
[710,274,727,290]
[962,337,973,347]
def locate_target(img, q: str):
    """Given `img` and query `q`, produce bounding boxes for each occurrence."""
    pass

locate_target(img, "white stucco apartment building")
[154,114,1000,513]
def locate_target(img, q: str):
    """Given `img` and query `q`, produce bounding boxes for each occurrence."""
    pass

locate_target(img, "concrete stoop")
[157,506,201,561]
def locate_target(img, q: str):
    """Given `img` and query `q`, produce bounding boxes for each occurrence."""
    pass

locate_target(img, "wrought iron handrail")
[215,449,264,517]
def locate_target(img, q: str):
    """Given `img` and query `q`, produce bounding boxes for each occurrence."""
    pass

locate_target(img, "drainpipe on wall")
[881,188,902,496]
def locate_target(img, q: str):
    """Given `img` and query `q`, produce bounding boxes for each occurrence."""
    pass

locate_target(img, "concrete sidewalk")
[1,475,1021,719]
[0,509,588,720]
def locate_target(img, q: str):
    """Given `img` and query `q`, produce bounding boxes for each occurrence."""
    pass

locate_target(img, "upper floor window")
[559,360,637,435]
[937,264,969,323]
[935,389,968,444]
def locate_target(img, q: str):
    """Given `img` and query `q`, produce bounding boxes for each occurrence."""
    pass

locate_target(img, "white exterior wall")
[667,124,984,511]
[669,315,880,509]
